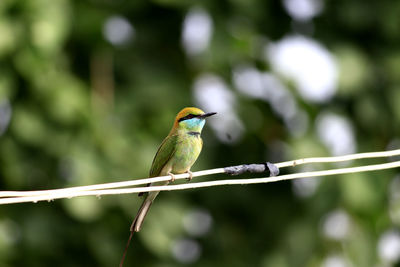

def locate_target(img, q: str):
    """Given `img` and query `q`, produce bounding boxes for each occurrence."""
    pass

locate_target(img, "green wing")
[149,134,179,177]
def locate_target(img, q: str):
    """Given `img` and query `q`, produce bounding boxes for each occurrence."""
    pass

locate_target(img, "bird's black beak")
[200,112,217,119]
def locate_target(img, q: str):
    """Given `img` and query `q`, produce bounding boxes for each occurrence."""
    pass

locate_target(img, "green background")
[1,0,400,266]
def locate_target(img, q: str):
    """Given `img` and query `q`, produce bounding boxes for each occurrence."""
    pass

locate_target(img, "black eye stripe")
[178,114,199,122]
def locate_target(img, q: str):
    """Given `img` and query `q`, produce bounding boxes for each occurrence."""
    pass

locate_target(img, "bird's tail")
[130,198,153,232]
[120,193,158,266]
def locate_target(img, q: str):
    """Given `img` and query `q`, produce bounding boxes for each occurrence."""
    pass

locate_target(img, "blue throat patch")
[181,118,205,130]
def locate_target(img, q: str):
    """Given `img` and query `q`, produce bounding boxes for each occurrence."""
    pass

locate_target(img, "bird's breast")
[170,135,203,173]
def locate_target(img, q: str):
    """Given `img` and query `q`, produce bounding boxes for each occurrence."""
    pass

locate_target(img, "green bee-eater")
[131,107,216,232]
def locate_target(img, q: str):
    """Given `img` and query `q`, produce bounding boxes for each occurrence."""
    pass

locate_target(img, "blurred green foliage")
[1,0,400,266]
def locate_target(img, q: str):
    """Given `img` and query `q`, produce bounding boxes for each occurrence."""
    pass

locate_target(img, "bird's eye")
[178,114,197,122]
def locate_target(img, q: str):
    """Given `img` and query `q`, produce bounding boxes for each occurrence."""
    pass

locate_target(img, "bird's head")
[173,107,216,133]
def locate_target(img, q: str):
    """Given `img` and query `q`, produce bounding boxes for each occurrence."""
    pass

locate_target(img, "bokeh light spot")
[172,238,201,264]
[321,255,349,267]
[182,7,213,55]
[378,230,400,263]
[292,176,320,198]
[322,209,351,241]
[316,112,356,156]
[183,208,213,237]
[266,35,338,103]
[103,15,134,46]
[0,99,12,136]
[283,0,323,21]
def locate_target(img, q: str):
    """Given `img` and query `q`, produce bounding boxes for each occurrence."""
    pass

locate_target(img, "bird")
[120,107,216,266]
[131,107,216,232]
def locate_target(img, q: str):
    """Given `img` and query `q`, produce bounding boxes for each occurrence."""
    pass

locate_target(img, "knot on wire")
[224,162,279,177]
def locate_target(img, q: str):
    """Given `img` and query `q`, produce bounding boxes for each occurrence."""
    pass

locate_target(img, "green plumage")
[149,134,179,178]
[130,107,215,232]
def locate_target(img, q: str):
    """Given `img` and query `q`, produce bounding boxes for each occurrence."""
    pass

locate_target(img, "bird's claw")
[168,172,176,182]
[186,171,193,181]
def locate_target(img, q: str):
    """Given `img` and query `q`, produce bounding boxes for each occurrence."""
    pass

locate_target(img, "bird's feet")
[168,172,176,182]
[186,170,193,181]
